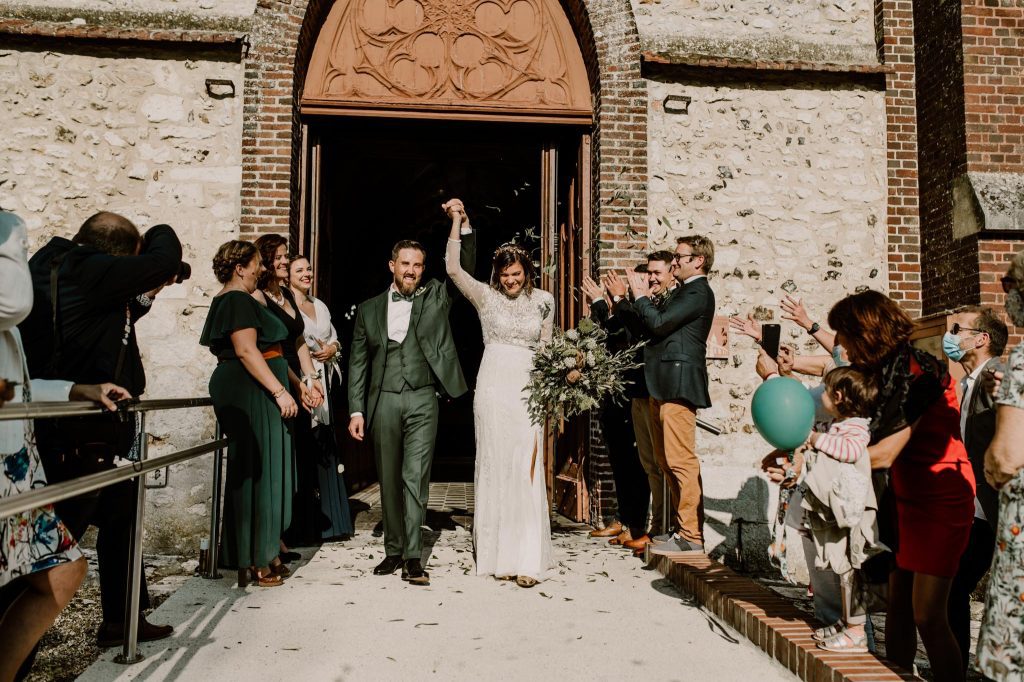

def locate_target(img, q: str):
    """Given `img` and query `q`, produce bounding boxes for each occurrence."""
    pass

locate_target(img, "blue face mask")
[832,344,850,368]
[942,332,966,362]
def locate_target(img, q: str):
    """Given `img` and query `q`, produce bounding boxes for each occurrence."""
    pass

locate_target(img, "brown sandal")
[238,568,284,588]
[515,575,538,588]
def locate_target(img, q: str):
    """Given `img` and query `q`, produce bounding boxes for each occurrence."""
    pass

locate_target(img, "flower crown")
[494,241,531,260]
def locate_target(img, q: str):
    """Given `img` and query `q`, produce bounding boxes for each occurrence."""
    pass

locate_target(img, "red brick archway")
[238,0,648,270]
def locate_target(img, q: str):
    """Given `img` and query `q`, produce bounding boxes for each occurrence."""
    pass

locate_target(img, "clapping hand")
[780,295,813,331]
[581,275,605,304]
[602,272,628,299]
[625,268,650,299]
[729,313,762,342]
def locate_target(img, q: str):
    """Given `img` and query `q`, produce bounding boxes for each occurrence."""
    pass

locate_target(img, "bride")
[443,199,554,588]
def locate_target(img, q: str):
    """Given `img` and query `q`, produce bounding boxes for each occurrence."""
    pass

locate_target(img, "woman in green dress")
[200,240,299,587]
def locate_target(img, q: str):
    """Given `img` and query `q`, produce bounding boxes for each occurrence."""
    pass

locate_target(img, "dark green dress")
[200,290,293,569]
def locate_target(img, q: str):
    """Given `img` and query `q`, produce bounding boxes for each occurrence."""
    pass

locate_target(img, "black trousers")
[948,517,996,675]
[599,400,651,534]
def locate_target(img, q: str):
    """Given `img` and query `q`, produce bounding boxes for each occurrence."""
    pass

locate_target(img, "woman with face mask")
[975,249,1024,682]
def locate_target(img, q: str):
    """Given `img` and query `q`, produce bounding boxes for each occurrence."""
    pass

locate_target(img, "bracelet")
[272,387,286,399]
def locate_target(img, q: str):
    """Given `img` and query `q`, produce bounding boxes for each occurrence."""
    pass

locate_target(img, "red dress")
[888,353,976,577]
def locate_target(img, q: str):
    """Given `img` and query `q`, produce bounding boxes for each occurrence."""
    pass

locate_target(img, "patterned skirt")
[1,446,83,587]
[976,469,1024,682]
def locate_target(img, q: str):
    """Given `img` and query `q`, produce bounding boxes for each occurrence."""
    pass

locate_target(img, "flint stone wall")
[647,77,887,575]
[0,45,243,555]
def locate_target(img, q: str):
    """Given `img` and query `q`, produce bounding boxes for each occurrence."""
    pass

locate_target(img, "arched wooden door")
[297,0,593,520]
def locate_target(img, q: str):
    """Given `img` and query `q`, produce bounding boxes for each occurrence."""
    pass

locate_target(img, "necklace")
[266,288,286,306]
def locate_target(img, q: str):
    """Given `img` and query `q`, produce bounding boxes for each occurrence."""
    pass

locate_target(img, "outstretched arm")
[444,204,488,309]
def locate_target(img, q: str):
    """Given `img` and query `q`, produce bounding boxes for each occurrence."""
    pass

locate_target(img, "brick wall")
[876,0,922,317]
[962,0,1024,174]
[913,0,977,315]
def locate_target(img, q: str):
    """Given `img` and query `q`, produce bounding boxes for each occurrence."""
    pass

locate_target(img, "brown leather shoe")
[623,534,653,551]
[589,521,622,538]
[609,529,633,545]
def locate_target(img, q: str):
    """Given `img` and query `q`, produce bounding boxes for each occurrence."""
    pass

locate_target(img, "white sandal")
[812,622,843,643]
[817,629,867,653]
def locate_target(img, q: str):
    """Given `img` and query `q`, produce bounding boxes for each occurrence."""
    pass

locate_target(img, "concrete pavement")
[81,511,795,681]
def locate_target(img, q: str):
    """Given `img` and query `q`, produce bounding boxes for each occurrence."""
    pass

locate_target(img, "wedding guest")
[200,240,298,587]
[288,255,353,540]
[602,251,678,556]
[942,306,1006,675]
[828,290,973,682]
[976,250,1024,682]
[619,236,716,554]
[582,267,651,549]
[1,210,116,680]
[253,235,323,551]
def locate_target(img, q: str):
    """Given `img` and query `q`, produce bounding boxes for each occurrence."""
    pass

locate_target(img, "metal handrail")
[0,397,213,421]
[0,396,225,666]
[0,440,226,520]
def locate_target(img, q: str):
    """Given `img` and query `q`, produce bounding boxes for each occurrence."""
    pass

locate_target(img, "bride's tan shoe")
[515,575,538,588]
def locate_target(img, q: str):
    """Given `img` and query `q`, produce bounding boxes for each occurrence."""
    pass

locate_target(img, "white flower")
[563,357,577,369]
[565,329,579,341]
[586,351,596,367]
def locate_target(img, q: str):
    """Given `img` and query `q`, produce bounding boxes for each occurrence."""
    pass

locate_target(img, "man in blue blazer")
[619,235,716,553]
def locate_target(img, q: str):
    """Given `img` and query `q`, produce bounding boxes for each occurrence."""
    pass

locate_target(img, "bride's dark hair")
[490,242,537,295]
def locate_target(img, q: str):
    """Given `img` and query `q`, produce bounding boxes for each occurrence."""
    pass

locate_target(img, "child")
[799,366,883,653]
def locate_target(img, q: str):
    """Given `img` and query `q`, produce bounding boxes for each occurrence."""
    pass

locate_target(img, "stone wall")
[0,44,244,554]
[2,0,254,16]
[633,0,878,66]
[646,76,888,572]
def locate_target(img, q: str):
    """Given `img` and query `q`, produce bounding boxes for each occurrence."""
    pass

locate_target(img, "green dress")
[200,290,293,569]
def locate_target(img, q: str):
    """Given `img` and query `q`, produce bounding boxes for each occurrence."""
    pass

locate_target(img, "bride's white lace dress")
[446,238,554,580]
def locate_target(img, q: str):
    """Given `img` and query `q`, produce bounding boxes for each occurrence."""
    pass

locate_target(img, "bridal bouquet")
[525,317,643,426]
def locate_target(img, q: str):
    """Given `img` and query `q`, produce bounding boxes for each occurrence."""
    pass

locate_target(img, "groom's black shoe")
[373,555,403,575]
[401,559,430,586]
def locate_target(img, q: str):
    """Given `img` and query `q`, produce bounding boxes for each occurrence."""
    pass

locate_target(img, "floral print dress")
[976,341,1024,681]
[1,328,83,587]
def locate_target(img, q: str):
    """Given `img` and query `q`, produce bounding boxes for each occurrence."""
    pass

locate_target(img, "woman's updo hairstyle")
[254,233,288,289]
[490,242,537,295]
[212,240,258,284]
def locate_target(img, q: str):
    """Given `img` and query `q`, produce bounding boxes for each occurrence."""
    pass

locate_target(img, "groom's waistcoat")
[381,337,435,393]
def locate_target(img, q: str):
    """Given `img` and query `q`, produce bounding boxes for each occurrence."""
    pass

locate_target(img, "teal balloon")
[751,377,815,451]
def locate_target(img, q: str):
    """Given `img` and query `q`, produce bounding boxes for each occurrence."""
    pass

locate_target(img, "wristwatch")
[612,295,623,303]
[807,322,820,335]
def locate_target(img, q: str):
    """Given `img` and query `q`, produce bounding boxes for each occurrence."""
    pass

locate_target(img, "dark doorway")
[312,119,555,484]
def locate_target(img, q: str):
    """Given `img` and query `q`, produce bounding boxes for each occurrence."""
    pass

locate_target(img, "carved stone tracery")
[302,0,592,118]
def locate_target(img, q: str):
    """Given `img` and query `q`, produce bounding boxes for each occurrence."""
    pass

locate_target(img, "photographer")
[17,211,186,648]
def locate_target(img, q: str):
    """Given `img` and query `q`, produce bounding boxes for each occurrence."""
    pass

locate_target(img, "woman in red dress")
[828,291,974,682]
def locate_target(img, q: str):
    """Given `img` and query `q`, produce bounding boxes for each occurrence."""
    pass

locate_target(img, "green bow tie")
[391,289,423,303]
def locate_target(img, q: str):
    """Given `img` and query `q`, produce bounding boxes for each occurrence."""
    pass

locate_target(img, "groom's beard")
[394,272,421,296]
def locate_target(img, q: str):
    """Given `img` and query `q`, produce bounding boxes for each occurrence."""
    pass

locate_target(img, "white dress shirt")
[959,362,988,521]
[387,284,413,343]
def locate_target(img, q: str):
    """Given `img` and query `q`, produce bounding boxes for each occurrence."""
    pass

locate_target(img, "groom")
[347,199,475,586]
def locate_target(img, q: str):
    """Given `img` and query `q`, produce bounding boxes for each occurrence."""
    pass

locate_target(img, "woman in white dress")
[443,200,554,588]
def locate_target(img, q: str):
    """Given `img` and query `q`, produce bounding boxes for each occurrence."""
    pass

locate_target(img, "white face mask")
[1006,288,1024,327]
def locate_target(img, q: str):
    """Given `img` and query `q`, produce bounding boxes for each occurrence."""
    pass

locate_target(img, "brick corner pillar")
[876,0,922,318]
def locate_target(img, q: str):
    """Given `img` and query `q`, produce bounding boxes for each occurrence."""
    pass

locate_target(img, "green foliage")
[525,319,643,427]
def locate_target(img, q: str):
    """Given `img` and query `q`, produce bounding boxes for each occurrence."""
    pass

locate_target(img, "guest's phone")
[761,323,781,360]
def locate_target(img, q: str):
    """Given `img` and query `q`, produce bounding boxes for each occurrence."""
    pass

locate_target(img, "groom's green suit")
[347,233,476,560]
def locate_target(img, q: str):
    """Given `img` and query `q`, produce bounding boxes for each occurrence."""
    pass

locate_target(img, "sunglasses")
[950,323,983,336]
[1001,276,1019,293]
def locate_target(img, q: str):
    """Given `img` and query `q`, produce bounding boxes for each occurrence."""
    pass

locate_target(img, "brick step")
[647,552,921,682]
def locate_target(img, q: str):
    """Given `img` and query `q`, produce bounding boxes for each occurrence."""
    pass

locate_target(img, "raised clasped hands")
[442,198,469,229]
[625,268,650,299]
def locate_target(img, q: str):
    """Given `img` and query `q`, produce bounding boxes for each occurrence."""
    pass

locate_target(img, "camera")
[176,261,192,284]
